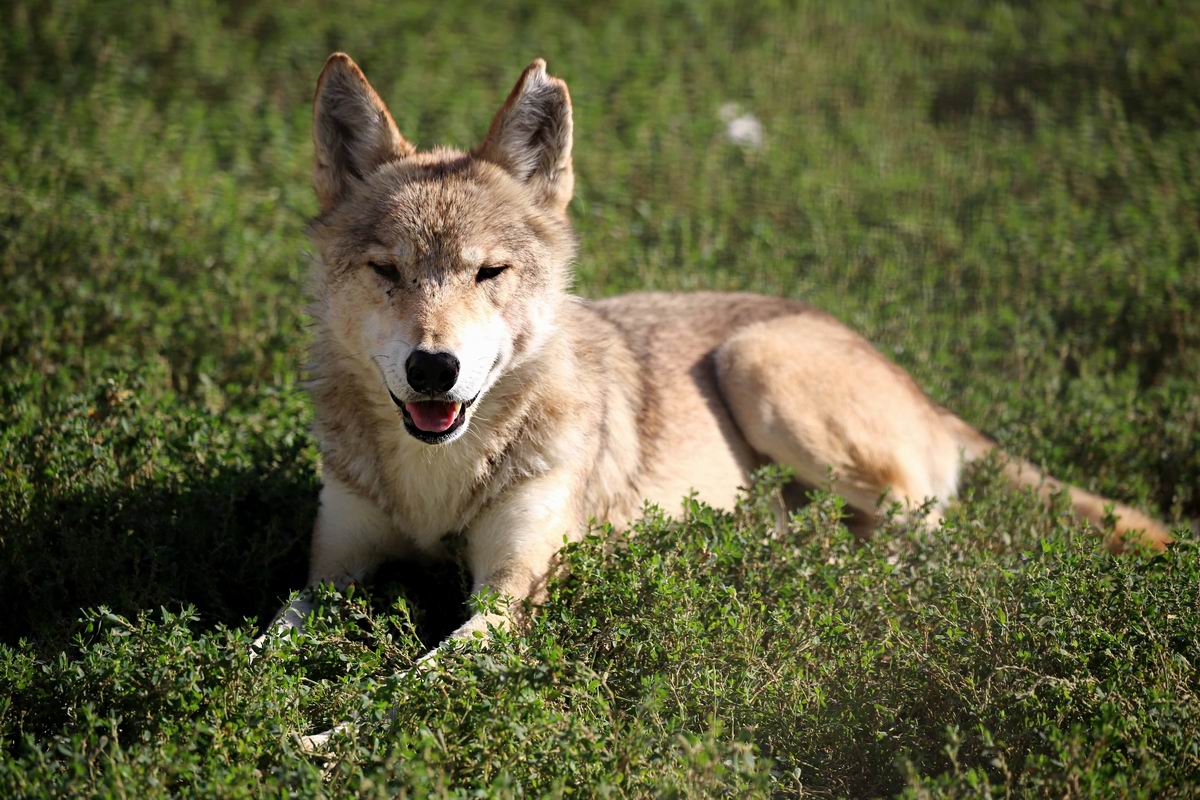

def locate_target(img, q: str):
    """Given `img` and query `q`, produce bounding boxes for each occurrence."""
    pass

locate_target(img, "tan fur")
[263,54,1173,673]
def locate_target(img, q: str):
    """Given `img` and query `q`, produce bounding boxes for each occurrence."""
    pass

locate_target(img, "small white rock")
[719,102,763,150]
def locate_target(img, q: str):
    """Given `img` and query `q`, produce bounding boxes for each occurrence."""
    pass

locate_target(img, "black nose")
[405,350,460,395]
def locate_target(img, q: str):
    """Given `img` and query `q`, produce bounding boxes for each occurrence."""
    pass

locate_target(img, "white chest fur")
[366,420,491,552]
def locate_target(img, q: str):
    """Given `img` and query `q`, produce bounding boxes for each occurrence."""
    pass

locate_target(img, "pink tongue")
[404,401,461,433]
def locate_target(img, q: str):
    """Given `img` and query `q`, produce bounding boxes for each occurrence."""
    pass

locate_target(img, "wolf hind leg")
[714,313,964,530]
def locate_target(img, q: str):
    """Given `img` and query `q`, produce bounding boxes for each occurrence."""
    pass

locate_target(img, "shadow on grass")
[0,467,469,653]
[928,13,1200,137]
[0,466,317,651]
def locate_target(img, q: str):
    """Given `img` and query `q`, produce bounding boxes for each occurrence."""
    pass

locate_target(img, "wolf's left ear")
[476,59,574,213]
[312,53,415,211]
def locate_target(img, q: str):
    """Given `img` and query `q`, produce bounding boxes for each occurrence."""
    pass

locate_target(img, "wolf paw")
[297,722,351,753]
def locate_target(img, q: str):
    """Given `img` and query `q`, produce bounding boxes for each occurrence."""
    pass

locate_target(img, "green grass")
[2,0,1199,795]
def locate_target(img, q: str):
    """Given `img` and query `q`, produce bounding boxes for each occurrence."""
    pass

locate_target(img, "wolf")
[261,52,1172,674]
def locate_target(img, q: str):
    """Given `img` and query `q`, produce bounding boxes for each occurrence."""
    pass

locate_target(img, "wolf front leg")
[295,474,577,752]
[255,475,396,649]
[450,473,577,645]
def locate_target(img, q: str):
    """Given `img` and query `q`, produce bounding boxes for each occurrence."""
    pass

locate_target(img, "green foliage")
[2,0,1198,795]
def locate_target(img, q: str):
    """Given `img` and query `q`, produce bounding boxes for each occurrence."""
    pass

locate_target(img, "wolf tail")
[946,414,1172,553]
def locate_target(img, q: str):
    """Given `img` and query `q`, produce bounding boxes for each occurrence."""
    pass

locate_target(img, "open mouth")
[388,389,475,444]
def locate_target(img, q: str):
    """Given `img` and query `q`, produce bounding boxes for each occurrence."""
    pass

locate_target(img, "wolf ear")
[476,59,574,213]
[312,53,414,211]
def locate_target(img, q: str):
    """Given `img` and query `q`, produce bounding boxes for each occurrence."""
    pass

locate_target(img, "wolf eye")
[369,260,400,282]
[476,264,509,283]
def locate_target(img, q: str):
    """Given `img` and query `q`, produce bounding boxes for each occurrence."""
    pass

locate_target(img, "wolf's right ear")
[476,59,574,214]
[312,53,414,211]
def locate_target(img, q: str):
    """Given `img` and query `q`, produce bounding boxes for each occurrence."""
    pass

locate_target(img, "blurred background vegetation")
[1,0,1198,795]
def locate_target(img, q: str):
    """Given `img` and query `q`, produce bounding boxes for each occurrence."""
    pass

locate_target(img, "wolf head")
[308,54,576,445]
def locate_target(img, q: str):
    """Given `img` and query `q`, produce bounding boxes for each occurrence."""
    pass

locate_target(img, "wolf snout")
[406,349,460,395]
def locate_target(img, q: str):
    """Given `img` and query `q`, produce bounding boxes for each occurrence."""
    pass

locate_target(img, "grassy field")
[3,0,1200,795]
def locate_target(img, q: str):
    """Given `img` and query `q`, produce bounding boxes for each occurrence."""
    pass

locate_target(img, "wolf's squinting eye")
[476,264,509,283]
[369,261,400,282]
